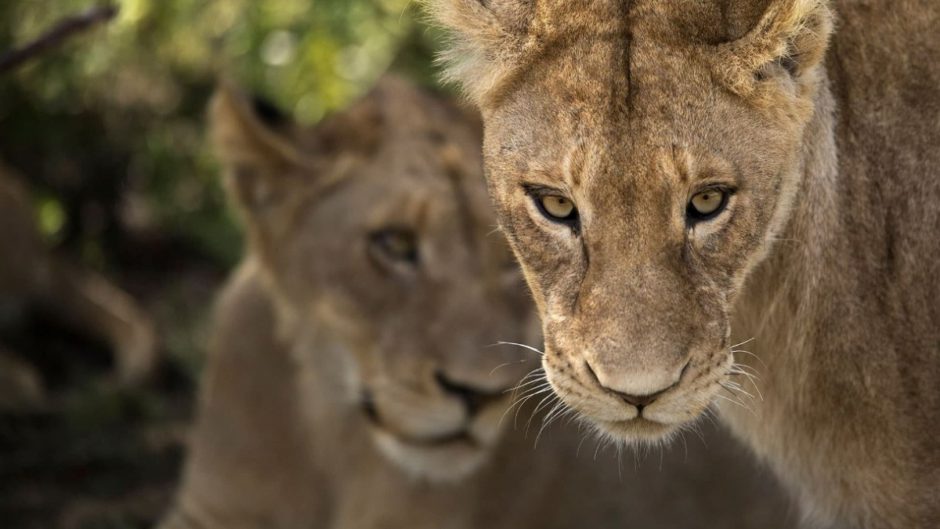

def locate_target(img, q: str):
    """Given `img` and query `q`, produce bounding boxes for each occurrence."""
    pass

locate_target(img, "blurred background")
[0,2,444,527]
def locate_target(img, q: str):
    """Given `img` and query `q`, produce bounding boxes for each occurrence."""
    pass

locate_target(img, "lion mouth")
[359,394,483,450]
[358,388,513,449]
[358,392,512,481]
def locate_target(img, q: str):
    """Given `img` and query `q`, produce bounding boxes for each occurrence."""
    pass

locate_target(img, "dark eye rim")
[686,186,735,223]
[367,227,419,267]
[523,184,580,228]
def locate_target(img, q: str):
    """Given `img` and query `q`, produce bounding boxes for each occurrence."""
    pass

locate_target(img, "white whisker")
[494,341,545,356]
[488,358,530,376]
[505,375,548,395]
[715,392,755,415]
[534,400,567,448]
[526,393,558,437]
[721,380,757,401]
[731,348,769,371]
[729,365,764,401]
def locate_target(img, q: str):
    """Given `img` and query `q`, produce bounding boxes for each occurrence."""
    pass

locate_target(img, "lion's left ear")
[709,0,834,96]
[209,80,318,214]
[423,0,534,104]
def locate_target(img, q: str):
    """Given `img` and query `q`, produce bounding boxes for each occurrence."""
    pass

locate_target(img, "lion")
[158,75,794,529]
[0,162,157,396]
[426,0,940,527]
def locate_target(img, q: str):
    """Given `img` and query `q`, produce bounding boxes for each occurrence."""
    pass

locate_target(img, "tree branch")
[0,4,119,74]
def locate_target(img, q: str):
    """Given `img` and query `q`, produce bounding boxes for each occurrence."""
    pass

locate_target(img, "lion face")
[430,0,833,443]
[211,76,539,481]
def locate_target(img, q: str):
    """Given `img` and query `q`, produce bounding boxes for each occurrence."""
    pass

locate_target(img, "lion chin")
[590,417,684,446]
[372,429,491,483]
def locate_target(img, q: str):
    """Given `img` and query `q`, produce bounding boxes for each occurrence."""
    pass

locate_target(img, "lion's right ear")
[424,0,533,104]
[209,82,311,213]
[708,0,833,98]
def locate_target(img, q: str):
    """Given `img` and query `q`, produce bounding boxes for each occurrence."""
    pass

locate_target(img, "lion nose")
[434,371,504,417]
[584,360,688,411]
[612,387,670,410]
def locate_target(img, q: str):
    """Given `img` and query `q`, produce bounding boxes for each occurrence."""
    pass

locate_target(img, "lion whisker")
[721,380,757,401]
[729,365,764,401]
[512,387,555,428]
[506,374,548,396]
[714,392,756,416]
[494,341,545,356]
[730,336,756,350]
[488,358,531,376]
[499,384,553,429]
[534,400,568,448]
[526,393,559,437]
[730,347,769,370]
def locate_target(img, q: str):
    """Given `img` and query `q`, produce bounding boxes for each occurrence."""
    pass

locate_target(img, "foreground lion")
[158,76,792,529]
[0,162,156,397]
[428,0,940,527]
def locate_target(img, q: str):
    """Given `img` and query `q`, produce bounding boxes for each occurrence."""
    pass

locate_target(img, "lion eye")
[687,189,729,221]
[538,195,577,221]
[369,229,418,266]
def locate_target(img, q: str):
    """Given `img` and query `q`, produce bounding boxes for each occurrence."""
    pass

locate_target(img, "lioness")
[0,162,156,391]
[159,76,793,529]
[428,0,940,527]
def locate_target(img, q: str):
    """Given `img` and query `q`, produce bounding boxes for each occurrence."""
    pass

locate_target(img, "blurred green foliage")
[0,0,444,268]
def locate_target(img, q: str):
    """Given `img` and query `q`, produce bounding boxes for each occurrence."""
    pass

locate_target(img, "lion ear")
[424,0,533,104]
[710,0,833,96]
[209,81,310,212]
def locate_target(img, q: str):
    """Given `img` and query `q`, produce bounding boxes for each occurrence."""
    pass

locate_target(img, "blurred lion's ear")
[209,81,311,212]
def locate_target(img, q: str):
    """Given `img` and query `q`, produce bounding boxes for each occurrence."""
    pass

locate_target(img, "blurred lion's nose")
[434,371,504,417]
[584,360,687,410]
[360,390,379,422]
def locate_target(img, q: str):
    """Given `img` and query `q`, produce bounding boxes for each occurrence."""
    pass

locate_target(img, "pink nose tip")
[613,386,671,409]
[584,360,688,410]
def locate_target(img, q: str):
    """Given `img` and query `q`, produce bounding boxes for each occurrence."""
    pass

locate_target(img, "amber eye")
[532,195,577,227]
[687,188,730,221]
[369,229,418,266]
[541,195,575,218]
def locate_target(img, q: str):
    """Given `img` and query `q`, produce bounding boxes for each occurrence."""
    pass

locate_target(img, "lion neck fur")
[728,3,940,525]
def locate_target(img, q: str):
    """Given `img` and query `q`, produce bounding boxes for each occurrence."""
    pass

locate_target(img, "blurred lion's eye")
[687,188,730,221]
[369,229,418,266]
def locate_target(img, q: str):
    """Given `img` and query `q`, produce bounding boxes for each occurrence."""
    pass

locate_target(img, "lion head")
[428,0,834,443]
[210,76,539,480]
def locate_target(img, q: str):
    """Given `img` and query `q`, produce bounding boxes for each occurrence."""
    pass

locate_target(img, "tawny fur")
[158,76,794,529]
[427,0,940,527]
